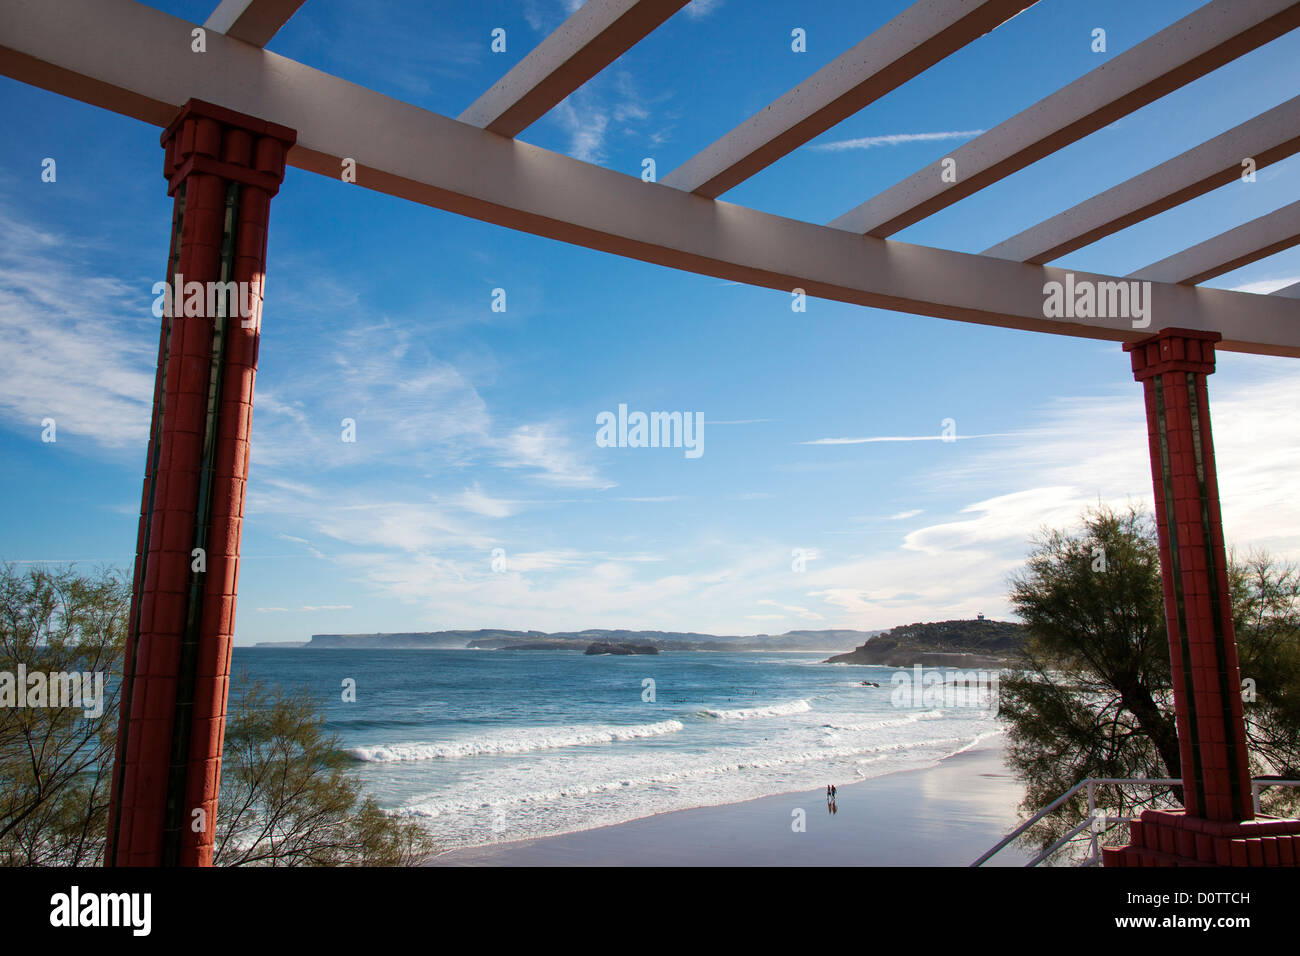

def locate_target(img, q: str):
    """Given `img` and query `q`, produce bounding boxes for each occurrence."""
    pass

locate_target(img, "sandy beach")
[427,736,1031,866]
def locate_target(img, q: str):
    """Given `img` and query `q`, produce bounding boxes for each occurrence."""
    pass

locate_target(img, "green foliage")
[1231,553,1300,813]
[0,564,127,865]
[1002,506,1300,858]
[214,674,435,866]
[866,619,1026,656]
[0,563,436,866]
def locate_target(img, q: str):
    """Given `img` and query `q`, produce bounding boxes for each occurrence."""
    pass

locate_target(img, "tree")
[0,564,127,865]
[0,563,435,866]
[214,674,435,866]
[1231,552,1300,808]
[1001,506,1300,858]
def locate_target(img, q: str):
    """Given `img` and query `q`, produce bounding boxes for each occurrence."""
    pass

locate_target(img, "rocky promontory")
[824,619,1025,667]
[584,642,660,656]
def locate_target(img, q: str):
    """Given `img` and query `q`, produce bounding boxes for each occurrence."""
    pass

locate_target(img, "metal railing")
[972,777,1300,867]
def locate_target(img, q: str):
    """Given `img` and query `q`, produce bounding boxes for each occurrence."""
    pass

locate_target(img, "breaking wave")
[699,699,812,720]
[348,719,685,762]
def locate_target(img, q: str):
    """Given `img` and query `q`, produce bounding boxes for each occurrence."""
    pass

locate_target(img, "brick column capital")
[161,98,296,198]
[1123,327,1220,382]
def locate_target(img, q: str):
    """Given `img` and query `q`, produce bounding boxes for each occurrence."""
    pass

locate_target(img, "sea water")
[233,648,1001,850]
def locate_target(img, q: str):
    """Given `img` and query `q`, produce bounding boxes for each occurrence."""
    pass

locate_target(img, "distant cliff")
[305,628,884,652]
[307,630,546,649]
[824,619,1026,667]
[584,642,660,656]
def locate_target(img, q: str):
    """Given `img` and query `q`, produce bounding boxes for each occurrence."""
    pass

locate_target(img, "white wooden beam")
[1130,200,1300,285]
[205,0,306,48]
[662,0,1037,198]
[831,0,1300,237]
[1,0,1298,357]
[458,0,689,138]
[984,95,1300,263]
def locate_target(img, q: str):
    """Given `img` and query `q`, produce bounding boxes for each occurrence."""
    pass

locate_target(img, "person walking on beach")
[831,785,837,799]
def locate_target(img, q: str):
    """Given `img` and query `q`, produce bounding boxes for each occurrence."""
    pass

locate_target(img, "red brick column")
[107,100,295,866]
[1103,328,1300,866]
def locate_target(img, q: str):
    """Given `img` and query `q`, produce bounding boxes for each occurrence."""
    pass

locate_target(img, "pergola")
[3,0,1299,867]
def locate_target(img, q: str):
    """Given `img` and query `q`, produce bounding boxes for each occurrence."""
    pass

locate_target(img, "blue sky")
[2,0,1299,644]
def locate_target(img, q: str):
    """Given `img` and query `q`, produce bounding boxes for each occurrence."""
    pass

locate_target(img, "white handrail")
[972,776,1300,866]
[1251,778,1300,814]
[970,777,1178,866]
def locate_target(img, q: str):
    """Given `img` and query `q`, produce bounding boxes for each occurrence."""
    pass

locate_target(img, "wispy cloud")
[1228,277,1300,295]
[257,604,353,613]
[783,362,1300,628]
[246,355,1300,633]
[495,549,591,572]
[756,598,823,621]
[524,0,583,32]
[550,69,666,164]
[800,433,1010,445]
[553,93,612,163]
[454,485,520,518]
[684,0,724,18]
[0,211,154,450]
[495,423,613,488]
[811,129,985,152]
[902,487,1084,556]
[0,221,614,495]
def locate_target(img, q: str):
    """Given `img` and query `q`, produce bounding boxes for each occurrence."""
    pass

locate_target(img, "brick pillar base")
[1103,809,1300,866]
[1103,328,1300,866]
[106,100,294,866]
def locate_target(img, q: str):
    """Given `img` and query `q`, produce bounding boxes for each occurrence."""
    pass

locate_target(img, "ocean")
[232,647,1002,851]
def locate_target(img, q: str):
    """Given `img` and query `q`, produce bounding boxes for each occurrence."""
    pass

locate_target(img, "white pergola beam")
[1130,199,1300,285]
[204,0,306,48]
[458,0,689,138]
[985,95,1300,264]
[2,0,1298,358]
[662,0,1038,198]
[830,0,1300,237]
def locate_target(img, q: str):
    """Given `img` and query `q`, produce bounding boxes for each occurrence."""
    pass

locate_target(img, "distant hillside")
[465,630,717,650]
[304,628,884,652]
[824,619,1026,667]
[307,630,545,649]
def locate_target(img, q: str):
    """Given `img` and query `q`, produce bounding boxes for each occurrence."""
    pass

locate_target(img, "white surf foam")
[943,728,1004,757]
[819,709,944,732]
[394,731,985,820]
[699,698,812,720]
[348,719,685,762]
